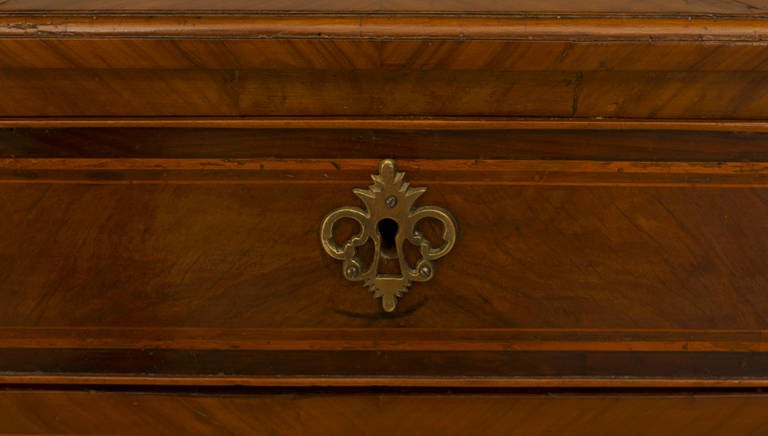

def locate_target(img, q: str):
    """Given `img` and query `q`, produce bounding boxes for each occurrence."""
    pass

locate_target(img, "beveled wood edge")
[7,158,766,172]
[2,158,768,187]
[2,375,767,388]
[1,0,767,16]
[1,327,767,352]
[2,118,768,132]
[1,16,768,40]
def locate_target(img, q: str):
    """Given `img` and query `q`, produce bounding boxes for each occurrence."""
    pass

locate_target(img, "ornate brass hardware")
[320,159,457,312]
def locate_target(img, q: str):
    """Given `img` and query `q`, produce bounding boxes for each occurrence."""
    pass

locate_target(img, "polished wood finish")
[2,0,768,14]
[2,40,768,71]
[2,390,768,435]
[6,119,768,132]
[4,1,768,420]
[0,157,768,385]
[5,375,768,388]
[7,69,768,118]
[4,127,768,161]
[3,16,768,39]
[2,6,768,120]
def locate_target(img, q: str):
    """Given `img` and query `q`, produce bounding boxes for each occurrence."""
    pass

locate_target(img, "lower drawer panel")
[1,158,768,385]
[2,390,767,434]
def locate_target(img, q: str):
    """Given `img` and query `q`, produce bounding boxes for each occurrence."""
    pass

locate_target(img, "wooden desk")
[2,1,768,433]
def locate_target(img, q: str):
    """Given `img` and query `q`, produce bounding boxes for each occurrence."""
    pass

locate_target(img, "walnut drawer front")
[1,128,768,387]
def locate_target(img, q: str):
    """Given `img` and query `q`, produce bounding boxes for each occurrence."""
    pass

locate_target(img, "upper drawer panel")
[5,69,768,119]
[2,12,768,120]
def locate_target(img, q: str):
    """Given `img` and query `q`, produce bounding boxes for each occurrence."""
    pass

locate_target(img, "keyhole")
[377,218,399,259]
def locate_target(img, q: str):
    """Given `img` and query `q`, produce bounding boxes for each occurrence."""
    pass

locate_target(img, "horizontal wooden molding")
[1,16,768,40]
[1,0,767,15]
[0,327,766,352]
[3,118,768,131]
[2,158,768,187]
[2,375,768,388]
[2,0,768,16]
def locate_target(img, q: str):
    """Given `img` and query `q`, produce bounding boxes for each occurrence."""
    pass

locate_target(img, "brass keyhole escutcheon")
[320,159,457,312]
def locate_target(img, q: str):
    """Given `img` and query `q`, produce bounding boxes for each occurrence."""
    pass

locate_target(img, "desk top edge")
[3,0,768,16]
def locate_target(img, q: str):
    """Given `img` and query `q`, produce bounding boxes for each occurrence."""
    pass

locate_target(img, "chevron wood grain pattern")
[2,7,768,120]
[5,40,768,72]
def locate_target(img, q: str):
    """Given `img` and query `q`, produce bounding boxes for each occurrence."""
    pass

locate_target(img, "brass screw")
[346,265,359,277]
[419,265,432,277]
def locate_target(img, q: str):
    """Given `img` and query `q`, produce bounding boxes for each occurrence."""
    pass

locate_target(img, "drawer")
[2,127,768,387]
[4,4,768,390]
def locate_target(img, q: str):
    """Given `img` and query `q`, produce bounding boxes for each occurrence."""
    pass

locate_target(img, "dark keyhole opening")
[377,218,399,259]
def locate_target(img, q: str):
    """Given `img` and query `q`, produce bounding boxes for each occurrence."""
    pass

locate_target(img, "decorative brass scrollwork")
[320,159,457,312]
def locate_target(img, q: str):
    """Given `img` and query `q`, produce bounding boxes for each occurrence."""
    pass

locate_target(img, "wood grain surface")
[1,8,767,120]
[6,40,768,72]
[5,119,768,131]
[1,156,768,385]
[2,16,768,40]
[3,1,768,390]
[4,127,768,161]
[1,0,768,14]
[5,69,768,118]
[1,390,768,435]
